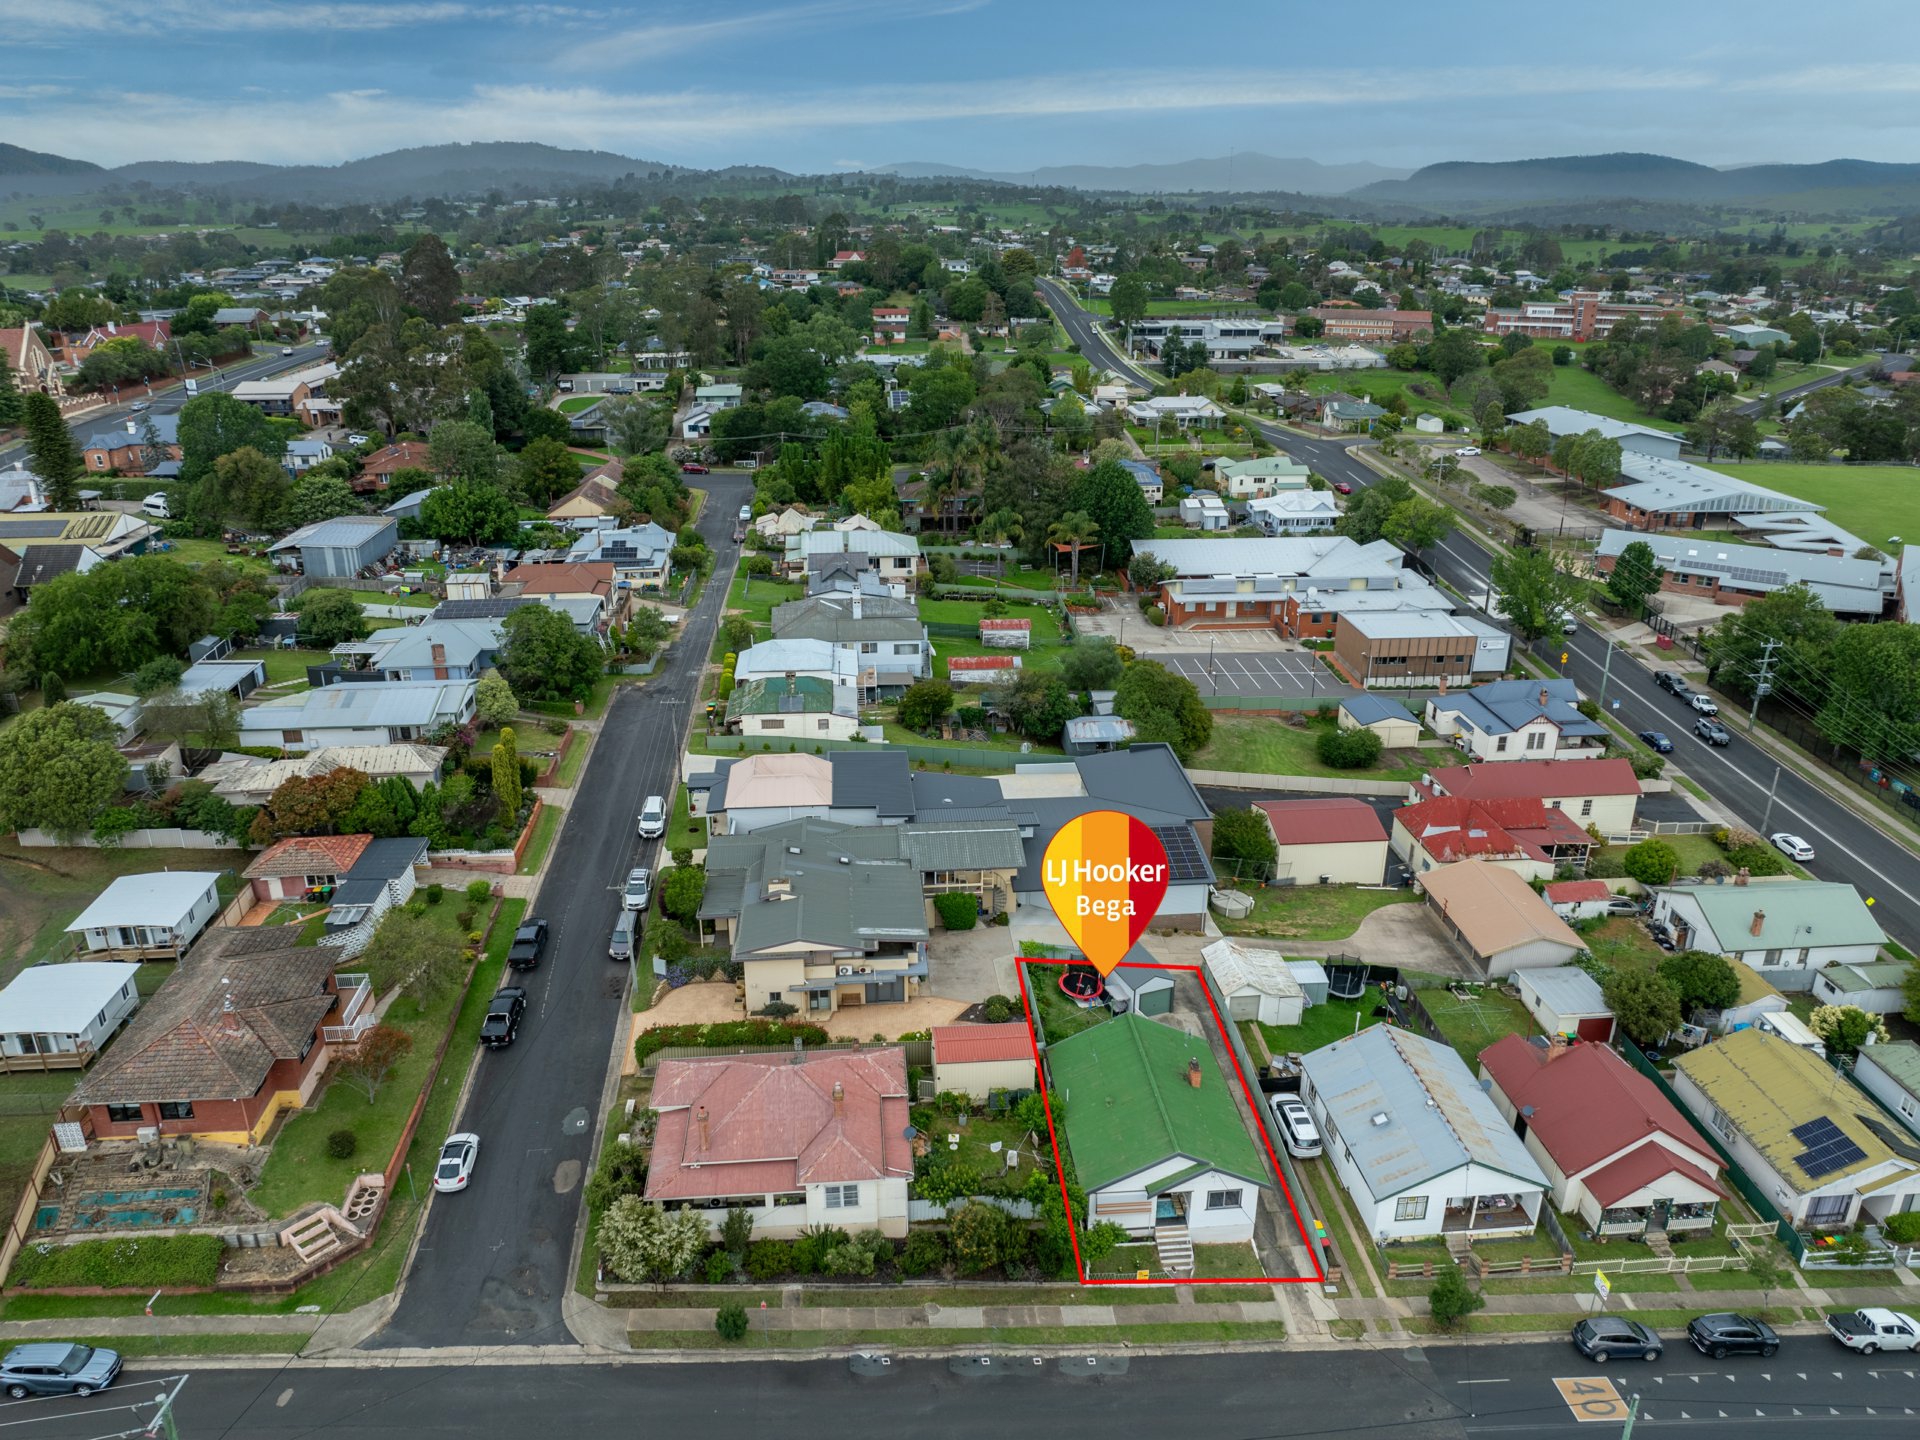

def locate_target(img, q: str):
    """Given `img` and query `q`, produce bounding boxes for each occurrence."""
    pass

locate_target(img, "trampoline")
[1059,965,1106,1006]
[1326,964,1368,1002]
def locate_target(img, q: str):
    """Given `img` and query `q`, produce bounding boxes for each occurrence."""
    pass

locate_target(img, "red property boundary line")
[1016,955,1326,1287]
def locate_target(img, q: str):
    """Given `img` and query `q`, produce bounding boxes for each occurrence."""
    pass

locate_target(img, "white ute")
[1827,1308,1920,1353]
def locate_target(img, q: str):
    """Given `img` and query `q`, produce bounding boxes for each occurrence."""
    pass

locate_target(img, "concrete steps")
[1156,1223,1194,1277]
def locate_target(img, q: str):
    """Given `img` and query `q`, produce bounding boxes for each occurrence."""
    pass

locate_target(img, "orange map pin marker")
[1041,810,1171,975]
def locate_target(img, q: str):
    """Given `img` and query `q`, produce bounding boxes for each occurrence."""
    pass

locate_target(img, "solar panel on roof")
[1791,1116,1867,1179]
[1150,824,1207,880]
[0,519,67,538]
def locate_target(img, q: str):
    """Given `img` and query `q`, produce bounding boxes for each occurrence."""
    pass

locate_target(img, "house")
[567,522,675,590]
[727,675,858,741]
[698,819,930,1013]
[243,833,374,904]
[1670,1027,1920,1228]
[1413,757,1641,839]
[228,362,338,420]
[1215,455,1312,500]
[65,872,224,962]
[1336,610,1510,689]
[84,413,182,473]
[545,471,625,528]
[1723,323,1790,349]
[1647,880,1884,992]
[1202,938,1305,1026]
[705,752,836,835]
[1423,679,1608,762]
[1322,398,1386,430]
[1254,798,1389,885]
[1301,1024,1550,1242]
[693,383,742,412]
[1419,860,1586,977]
[1124,395,1226,430]
[0,962,141,1073]
[1045,1012,1271,1254]
[1118,459,1162,503]
[1852,1042,1920,1138]
[645,1047,913,1238]
[0,509,152,563]
[771,591,929,691]
[1480,1035,1724,1238]
[787,528,922,585]
[56,319,173,368]
[1247,490,1342,535]
[753,506,818,541]
[0,465,44,513]
[1338,695,1419,748]
[871,307,910,342]
[69,925,358,1143]
[1544,879,1620,921]
[1593,529,1888,617]
[1511,967,1614,1043]
[282,438,335,474]
[353,441,433,495]
[1810,962,1912,1016]
[198,744,446,805]
[733,640,863,716]
[237,679,475,753]
[1392,794,1594,881]
[930,1024,1035,1103]
[502,561,614,606]
[1305,307,1433,344]
[268,516,398,578]
[9,541,105,600]
[1127,535,1414,630]
[72,692,144,746]
[319,836,428,957]
[332,618,502,682]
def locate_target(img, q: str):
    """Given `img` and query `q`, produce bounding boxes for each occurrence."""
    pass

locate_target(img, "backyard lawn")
[1023,963,1110,1044]
[1577,915,1665,973]
[0,842,247,978]
[918,596,1064,643]
[154,537,274,574]
[1215,885,1416,942]
[1192,715,1447,782]
[232,646,331,687]
[1416,984,1539,1065]
[1255,992,1385,1059]
[1707,463,1920,552]
[929,636,1063,679]
[916,1109,1044,1198]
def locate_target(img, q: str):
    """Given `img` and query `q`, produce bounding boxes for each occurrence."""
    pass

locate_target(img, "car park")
[1695,717,1732,746]
[1268,1096,1322,1158]
[1637,729,1673,753]
[1688,692,1720,715]
[507,918,549,970]
[1687,1312,1779,1358]
[0,1344,122,1399]
[479,987,526,1049]
[1770,832,1815,862]
[433,1133,479,1192]
[637,794,667,838]
[1572,1316,1663,1363]
[623,867,652,911]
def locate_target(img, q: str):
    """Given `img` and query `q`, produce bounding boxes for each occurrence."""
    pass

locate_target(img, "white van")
[140,492,171,520]
[609,908,637,962]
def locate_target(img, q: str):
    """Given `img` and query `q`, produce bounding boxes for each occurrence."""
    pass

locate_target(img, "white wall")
[801,1175,909,1237]
[934,1056,1036,1103]
[1655,891,1880,992]
[1484,937,1583,980]
[1274,839,1387,886]
[1855,1055,1920,1139]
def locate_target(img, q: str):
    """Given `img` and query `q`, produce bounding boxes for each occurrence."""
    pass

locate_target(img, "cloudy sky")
[6,0,1919,174]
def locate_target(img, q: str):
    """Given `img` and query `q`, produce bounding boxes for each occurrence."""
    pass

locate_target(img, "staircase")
[1155,1223,1194,1277]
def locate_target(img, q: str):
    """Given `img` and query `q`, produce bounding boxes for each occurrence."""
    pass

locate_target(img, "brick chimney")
[1734,868,1750,886]
[1186,1058,1202,1089]
[695,1106,710,1151]
[1750,909,1766,937]
[1539,686,1550,707]
[431,642,447,680]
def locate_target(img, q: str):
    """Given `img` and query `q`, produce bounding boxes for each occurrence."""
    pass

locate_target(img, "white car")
[346,433,370,446]
[1269,1096,1322,1159]
[1688,693,1720,715]
[637,794,667,839]
[129,399,151,412]
[433,1133,479,1193]
[280,346,294,356]
[1456,446,1481,457]
[1770,832,1815,862]
[623,866,652,911]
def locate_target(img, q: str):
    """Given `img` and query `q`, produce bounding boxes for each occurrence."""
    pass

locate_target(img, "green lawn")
[557,395,600,414]
[1093,1241,1266,1280]
[917,1109,1040,1198]
[918,596,1064,643]
[1024,963,1111,1043]
[1543,365,1684,432]
[1214,885,1416,941]
[1294,368,1469,425]
[1256,992,1386,1058]
[1300,1160,1375,1297]
[232,646,331,686]
[1191,715,1445,781]
[928,636,1063,679]
[1416,984,1539,1065]
[665,783,704,855]
[879,721,1057,754]
[1706,463,1920,552]
[517,803,563,876]
[1577,915,1665,973]
[0,841,247,978]
[552,726,592,787]
[156,537,274,574]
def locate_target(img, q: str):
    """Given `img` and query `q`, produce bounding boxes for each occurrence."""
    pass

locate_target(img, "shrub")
[704,1250,734,1284]
[634,1019,831,1066]
[584,1138,649,1211]
[1884,1212,1920,1244]
[1622,838,1680,886]
[8,1235,226,1289]
[982,994,1015,1023]
[424,883,445,905]
[465,880,493,906]
[745,1239,794,1281]
[326,1129,358,1159]
[1315,726,1383,770]
[821,1238,878,1276]
[898,1230,950,1277]
[791,1225,849,1275]
[1428,1265,1485,1330]
[714,1300,750,1342]
[1724,841,1787,876]
[721,1206,755,1258]
[933,892,978,931]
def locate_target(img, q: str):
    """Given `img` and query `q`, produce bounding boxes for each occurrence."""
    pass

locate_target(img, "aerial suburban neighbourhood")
[3,4,1920,1434]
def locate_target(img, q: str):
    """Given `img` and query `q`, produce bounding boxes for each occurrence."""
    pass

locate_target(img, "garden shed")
[1107,965,1177,1017]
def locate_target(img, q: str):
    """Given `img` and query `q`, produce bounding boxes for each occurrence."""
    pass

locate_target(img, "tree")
[1113,660,1212,760]
[177,391,285,486]
[1686,398,1760,462]
[1382,496,1455,558]
[0,351,23,429]
[1904,962,1920,1027]
[897,679,955,731]
[1429,329,1487,387]
[281,471,362,529]
[1316,726,1383,769]
[599,1197,708,1286]
[948,1199,1016,1275]
[1603,539,1665,614]
[1067,459,1155,559]
[130,656,186,696]
[499,603,604,700]
[1602,967,1683,1047]
[419,481,519,544]
[203,445,289,531]
[515,436,582,507]
[331,1023,414,1103]
[296,589,368,647]
[475,668,518,728]
[1060,636,1125,692]
[399,233,460,324]
[1623,837,1680,886]
[996,669,1079,743]
[1817,622,1920,763]
[1489,548,1585,641]
[661,865,707,921]
[599,395,669,457]
[720,616,755,655]
[714,1301,750,1342]
[428,419,499,486]
[1807,1003,1888,1059]
[1658,950,1741,1016]
[0,704,129,839]
[491,726,523,821]
[1046,510,1101,586]
[524,302,576,379]
[1108,273,1150,351]
[1211,806,1277,883]
[22,394,83,510]
[1706,582,1838,698]
[1428,1266,1485,1330]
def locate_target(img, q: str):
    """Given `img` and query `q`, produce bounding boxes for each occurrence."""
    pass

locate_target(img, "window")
[1495,736,1509,753]
[1525,731,1547,751]
[105,1103,142,1124]
[1394,1195,1428,1222]
[1205,1189,1242,1211]
[1805,1193,1851,1226]
[1899,1094,1917,1121]
[892,643,916,655]
[816,719,830,731]
[1580,799,1594,818]
[157,1101,194,1120]
[808,992,831,1012]
[1711,1107,1737,1141]
[823,1183,860,1209]
[859,642,878,654]
[762,719,785,730]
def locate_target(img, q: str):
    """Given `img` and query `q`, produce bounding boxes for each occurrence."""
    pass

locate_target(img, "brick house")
[354,442,433,495]
[243,834,374,905]
[0,325,64,397]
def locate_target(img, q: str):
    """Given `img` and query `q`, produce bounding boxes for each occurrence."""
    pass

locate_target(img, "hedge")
[634,1018,832,1066]
[9,1235,226,1290]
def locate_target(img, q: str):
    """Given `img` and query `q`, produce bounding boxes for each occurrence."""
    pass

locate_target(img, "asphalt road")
[368,474,752,1350]
[64,1337,1920,1439]
[1732,355,1882,418]
[0,341,336,472]
[1038,282,1920,949]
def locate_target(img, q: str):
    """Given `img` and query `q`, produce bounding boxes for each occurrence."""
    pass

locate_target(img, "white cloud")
[561,0,988,67]
[0,0,580,36]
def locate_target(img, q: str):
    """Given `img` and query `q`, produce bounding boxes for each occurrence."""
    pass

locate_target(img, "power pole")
[146,1374,189,1440]
[1760,763,1783,835]
[1747,637,1781,729]
[1620,1392,1641,1440]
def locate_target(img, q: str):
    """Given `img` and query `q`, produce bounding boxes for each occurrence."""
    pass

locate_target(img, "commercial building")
[1593,529,1889,617]
[1305,307,1432,343]
[1334,610,1510,689]
[1482,292,1682,342]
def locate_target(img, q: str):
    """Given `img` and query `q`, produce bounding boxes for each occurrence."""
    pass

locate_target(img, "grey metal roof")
[1340,694,1415,725]
[1601,454,1822,519]
[344,836,428,882]
[1595,528,1887,612]
[1065,715,1135,744]
[1012,798,1213,891]
[359,619,502,671]
[1130,535,1404,581]
[772,593,922,643]
[897,821,1026,872]
[830,750,914,816]
[1515,966,1609,1017]
[238,679,473,731]
[1075,743,1208,821]
[1429,678,1606,739]
[270,515,398,552]
[703,819,929,954]
[1301,1026,1549,1202]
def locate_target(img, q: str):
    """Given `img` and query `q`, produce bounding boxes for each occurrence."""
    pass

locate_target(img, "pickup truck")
[1826,1308,1920,1353]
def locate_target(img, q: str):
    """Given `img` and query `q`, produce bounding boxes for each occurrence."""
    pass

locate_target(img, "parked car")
[1637,729,1674,753]
[129,399,151,412]
[1457,446,1481,457]
[1827,1307,1920,1353]
[680,462,709,474]
[346,432,371,445]
[479,987,526,1049]
[1687,1313,1780,1358]
[1603,895,1643,915]
[637,794,667,839]
[623,867,652,911]
[1770,832,1815,862]
[1333,480,1353,495]
[141,492,171,520]
[1572,1316,1663,1363]
[1268,1096,1322,1158]
[0,1344,122,1399]
[507,918,549,970]
[433,1133,480,1193]
[1688,692,1720,715]
[1695,718,1732,746]
[1655,672,1687,694]
[738,505,752,522]
[281,346,295,356]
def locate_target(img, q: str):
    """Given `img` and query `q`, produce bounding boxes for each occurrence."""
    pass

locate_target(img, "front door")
[1155,1195,1186,1224]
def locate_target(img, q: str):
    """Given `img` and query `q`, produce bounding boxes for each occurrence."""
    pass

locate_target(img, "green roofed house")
[1044,1011,1270,1268]
[1854,1042,1920,1140]
[1649,881,1884,994]
[725,674,858,741]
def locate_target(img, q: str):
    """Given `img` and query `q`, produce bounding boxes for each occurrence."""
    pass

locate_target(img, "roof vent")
[1370,1112,1390,1127]
[787,845,803,856]
[837,855,850,865]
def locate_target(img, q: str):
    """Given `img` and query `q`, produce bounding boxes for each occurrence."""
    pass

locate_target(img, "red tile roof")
[1479,1036,1724,1198]
[502,562,614,598]
[646,1048,912,1201]
[244,833,372,880]
[359,442,433,477]
[1396,795,1592,864]
[932,1024,1034,1066]
[1256,797,1389,847]
[1545,880,1612,904]
[1423,758,1641,802]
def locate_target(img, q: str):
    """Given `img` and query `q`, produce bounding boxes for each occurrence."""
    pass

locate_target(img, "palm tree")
[1047,511,1101,587]
[928,419,993,534]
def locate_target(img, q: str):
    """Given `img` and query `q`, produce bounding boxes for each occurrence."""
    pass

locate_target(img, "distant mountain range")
[877,153,1410,195]
[1354,152,1920,211]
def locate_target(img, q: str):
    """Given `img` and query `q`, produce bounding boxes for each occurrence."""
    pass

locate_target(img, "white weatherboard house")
[0,963,142,1072]
[1853,1043,1920,1138]
[65,872,224,961]
[1649,880,1884,993]
[1301,1025,1550,1243]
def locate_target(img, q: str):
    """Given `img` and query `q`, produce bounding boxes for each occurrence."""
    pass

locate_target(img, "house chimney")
[1750,909,1766,937]
[431,642,447,680]
[852,592,863,621]
[832,1081,844,1116]
[1186,1058,1202,1089]
[1539,686,1549,707]
[695,1106,710,1151]
[1734,868,1750,886]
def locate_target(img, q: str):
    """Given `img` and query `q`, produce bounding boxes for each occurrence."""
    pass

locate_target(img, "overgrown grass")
[1191,715,1447,781]
[1214,885,1416,942]
[1416,984,1540,1066]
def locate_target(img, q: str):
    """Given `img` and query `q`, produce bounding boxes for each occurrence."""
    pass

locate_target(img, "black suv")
[479,987,527,1049]
[1572,1316,1663,1363]
[1686,1312,1779,1358]
[1655,672,1687,694]
[507,918,549,970]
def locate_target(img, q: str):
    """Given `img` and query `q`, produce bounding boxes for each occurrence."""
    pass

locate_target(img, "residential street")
[367,473,752,1350]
